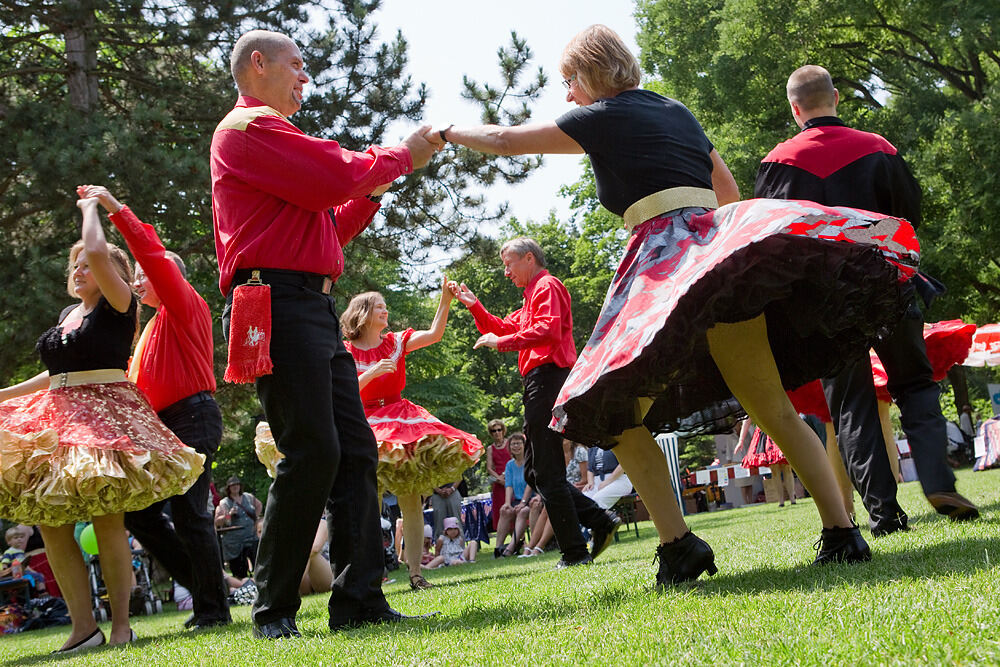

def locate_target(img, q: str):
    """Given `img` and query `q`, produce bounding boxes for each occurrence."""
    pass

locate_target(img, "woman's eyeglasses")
[562,74,577,89]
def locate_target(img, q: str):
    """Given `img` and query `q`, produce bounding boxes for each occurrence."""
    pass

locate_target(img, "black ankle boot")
[813,524,872,565]
[654,532,718,589]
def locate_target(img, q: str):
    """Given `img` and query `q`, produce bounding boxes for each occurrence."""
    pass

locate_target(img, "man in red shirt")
[211,30,436,638]
[80,185,230,630]
[449,238,618,568]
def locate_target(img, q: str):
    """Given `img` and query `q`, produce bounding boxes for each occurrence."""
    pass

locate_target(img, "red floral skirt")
[255,399,482,497]
[551,198,920,445]
[0,382,205,525]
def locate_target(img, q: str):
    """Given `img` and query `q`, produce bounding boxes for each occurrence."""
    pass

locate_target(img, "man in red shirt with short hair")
[449,237,618,568]
[81,184,230,630]
[211,29,437,638]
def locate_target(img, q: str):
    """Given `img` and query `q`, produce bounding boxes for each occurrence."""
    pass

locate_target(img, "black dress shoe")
[654,531,718,589]
[871,513,910,538]
[329,607,440,631]
[252,617,301,639]
[590,514,622,560]
[190,615,232,630]
[927,491,980,522]
[813,525,872,565]
[554,554,593,569]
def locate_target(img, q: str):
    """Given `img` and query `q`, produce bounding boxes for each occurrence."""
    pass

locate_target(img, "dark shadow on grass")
[697,535,1000,598]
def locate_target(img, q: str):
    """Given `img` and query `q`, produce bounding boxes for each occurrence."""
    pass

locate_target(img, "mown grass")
[3,468,998,666]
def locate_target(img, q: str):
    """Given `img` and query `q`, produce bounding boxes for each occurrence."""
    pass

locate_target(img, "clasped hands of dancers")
[2,22,976,651]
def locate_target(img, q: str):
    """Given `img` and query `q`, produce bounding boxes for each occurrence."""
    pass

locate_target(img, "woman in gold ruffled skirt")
[0,193,204,652]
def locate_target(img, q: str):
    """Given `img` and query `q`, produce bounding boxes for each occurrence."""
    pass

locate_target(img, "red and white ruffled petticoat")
[364,399,482,497]
[551,198,920,446]
[871,319,976,402]
[741,427,789,468]
[0,381,205,525]
[254,402,483,497]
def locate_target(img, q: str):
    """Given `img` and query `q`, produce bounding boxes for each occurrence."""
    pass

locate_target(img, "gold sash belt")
[49,369,128,389]
[623,186,718,232]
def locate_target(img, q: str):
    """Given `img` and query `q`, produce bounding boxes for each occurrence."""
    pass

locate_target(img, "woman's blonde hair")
[340,291,383,340]
[486,418,507,436]
[559,24,640,100]
[66,240,134,299]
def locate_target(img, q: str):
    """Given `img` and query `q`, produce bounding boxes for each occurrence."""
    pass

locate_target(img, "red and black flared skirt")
[551,198,919,446]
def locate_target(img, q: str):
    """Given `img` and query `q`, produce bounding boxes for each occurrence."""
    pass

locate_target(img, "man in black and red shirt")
[449,238,618,568]
[755,65,979,534]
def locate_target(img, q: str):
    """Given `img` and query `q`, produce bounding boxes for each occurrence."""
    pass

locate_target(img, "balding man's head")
[230,30,297,89]
[786,65,836,111]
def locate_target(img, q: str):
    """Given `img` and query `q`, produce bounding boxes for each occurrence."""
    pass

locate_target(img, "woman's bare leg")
[91,513,133,644]
[495,507,513,552]
[397,494,425,578]
[877,399,903,482]
[38,524,99,650]
[825,422,855,517]
[706,315,853,528]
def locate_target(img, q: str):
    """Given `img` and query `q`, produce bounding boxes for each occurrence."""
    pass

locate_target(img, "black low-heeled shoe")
[813,524,872,565]
[52,628,106,654]
[654,531,718,589]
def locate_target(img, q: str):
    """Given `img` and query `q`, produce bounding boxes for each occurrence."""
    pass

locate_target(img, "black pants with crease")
[125,394,230,623]
[823,296,956,529]
[224,281,387,627]
[522,364,611,563]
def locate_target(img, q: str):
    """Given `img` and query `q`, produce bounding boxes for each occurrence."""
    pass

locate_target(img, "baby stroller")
[381,517,398,572]
[87,547,163,620]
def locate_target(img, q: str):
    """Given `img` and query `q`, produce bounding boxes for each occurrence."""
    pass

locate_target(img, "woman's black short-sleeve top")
[36,296,138,374]
[555,88,715,216]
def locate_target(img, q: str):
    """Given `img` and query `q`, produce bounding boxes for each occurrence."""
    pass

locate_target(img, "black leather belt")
[232,268,333,295]
[158,391,216,420]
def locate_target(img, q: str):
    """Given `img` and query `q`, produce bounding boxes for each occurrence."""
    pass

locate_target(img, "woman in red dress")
[0,193,203,652]
[485,419,511,531]
[340,280,482,591]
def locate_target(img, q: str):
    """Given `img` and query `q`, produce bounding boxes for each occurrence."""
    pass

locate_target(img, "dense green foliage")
[0,0,545,496]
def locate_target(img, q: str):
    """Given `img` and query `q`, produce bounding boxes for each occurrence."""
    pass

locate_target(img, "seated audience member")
[495,433,534,558]
[564,439,589,489]
[299,513,334,595]
[519,499,554,557]
[425,517,478,568]
[395,519,437,569]
[429,482,464,540]
[1,525,47,594]
[214,476,262,578]
[584,447,633,510]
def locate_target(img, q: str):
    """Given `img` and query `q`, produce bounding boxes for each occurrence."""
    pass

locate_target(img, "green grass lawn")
[3,467,999,666]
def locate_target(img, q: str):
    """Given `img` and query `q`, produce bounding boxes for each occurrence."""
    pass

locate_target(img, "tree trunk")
[64,1,98,112]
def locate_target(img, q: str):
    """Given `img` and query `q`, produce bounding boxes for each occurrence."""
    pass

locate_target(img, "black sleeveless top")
[35,296,138,374]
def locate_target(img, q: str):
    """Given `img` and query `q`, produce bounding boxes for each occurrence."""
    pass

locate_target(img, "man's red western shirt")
[210,95,413,294]
[109,205,216,412]
[468,269,577,376]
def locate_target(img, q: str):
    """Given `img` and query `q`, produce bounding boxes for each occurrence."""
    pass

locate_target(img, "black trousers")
[124,394,230,623]
[823,296,956,528]
[522,364,610,562]
[224,283,386,626]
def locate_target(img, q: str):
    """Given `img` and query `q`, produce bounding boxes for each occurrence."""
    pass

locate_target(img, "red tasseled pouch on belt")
[224,275,273,384]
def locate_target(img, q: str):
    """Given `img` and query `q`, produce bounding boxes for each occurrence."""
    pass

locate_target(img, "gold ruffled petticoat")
[254,422,480,497]
[0,382,205,525]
